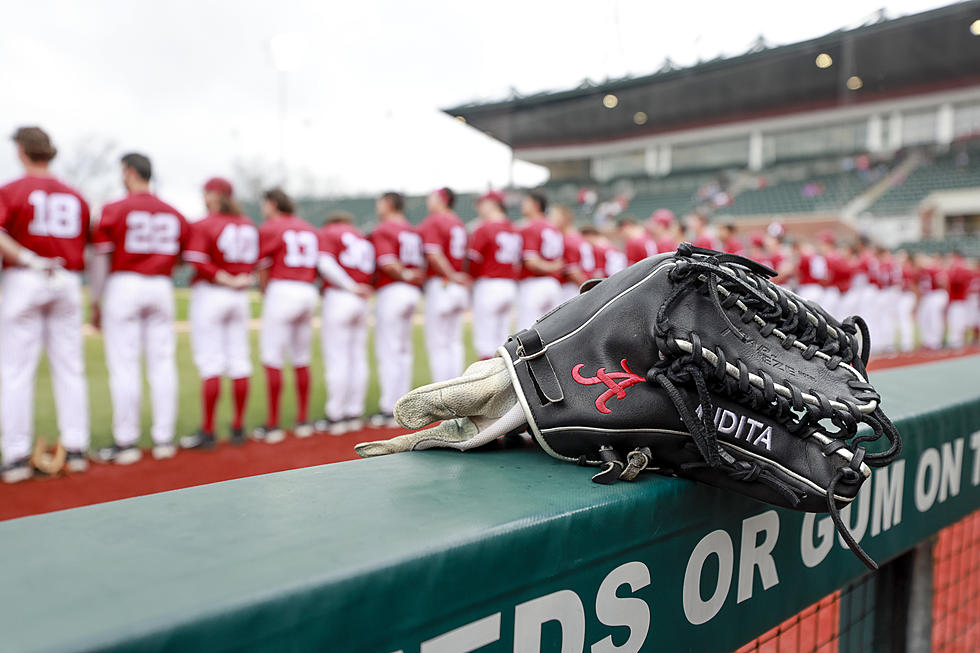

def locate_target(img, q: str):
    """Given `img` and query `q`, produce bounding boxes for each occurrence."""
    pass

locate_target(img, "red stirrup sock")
[232,377,249,430]
[202,377,221,434]
[264,366,282,427]
[295,366,310,423]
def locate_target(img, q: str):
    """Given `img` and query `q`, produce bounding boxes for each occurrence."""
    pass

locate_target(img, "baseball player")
[418,188,469,382]
[0,127,90,482]
[180,178,256,450]
[581,226,624,279]
[687,213,721,250]
[915,253,948,350]
[517,192,564,329]
[254,188,320,442]
[792,241,828,305]
[467,191,521,359]
[946,251,973,349]
[648,209,679,253]
[718,223,744,256]
[620,216,658,266]
[895,250,918,352]
[550,204,587,303]
[313,212,374,435]
[89,153,188,464]
[370,191,424,427]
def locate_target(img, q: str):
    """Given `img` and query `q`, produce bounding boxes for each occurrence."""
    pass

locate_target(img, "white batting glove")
[354,357,527,457]
[18,249,63,272]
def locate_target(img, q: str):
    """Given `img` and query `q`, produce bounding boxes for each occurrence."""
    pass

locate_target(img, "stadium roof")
[444,1,980,150]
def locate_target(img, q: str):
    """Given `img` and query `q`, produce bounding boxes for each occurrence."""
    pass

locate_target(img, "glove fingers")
[354,418,478,457]
[355,402,529,458]
[394,357,516,429]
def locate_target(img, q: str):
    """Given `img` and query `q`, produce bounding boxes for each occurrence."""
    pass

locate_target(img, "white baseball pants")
[321,288,369,421]
[375,282,421,414]
[190,282,253,380]
[102,273,177,447]
[423,278,468,383]
[260,280,319,369]
[472,278,518,359]
[0,268,89,462]
[517,277,561,331]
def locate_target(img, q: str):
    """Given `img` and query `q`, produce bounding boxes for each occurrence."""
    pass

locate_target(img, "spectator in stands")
[648,209,679,253]
[717,223,744,256]
[618,216,657,266]
[517,192,564,329]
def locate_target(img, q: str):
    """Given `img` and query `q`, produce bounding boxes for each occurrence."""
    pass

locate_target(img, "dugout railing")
[1,355,979,652]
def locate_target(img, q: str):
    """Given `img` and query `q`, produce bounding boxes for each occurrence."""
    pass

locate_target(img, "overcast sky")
[0,0,953,216]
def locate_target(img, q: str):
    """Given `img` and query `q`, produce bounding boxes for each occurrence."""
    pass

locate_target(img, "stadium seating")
[867,153,980,217]
[722,170,873,216]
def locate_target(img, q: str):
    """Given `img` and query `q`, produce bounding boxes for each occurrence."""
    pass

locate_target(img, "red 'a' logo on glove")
[571,358,645,414]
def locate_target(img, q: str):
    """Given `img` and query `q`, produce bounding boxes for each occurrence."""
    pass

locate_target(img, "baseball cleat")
[65,450,89,473]
[367,413,397,428]
[152,444,177,460]
[1,458,33,483]
[179,430,215,450]
[294,422,315,438]
[345,417,365,432]
[252,425,285,444]
[329,420,350,436]
[313,417,331,432]
[94,445,142,465]
[229,427,247,446]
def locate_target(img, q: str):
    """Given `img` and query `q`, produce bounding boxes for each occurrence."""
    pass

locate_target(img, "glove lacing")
[645,244,901,570]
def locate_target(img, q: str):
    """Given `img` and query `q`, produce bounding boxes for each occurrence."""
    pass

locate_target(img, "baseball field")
[34,289,474,451]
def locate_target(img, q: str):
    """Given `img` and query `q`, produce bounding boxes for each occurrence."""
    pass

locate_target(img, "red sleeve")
[0,188,9,231]
[80,197,91,244]
[257,222,277,270]
[521,225,542,259]
[419,217,442,253]
[373,228,397,265]
[184,221,219,281]
[625,239,644,265]
[177,213,191,252]
[92,205,116,253]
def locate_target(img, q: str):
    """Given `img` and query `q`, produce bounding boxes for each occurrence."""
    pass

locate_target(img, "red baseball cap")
[649,208,675,227]
[817,230,836,245]
[203,177,233,197]
[750,232,766,248]
[478,190,505,206]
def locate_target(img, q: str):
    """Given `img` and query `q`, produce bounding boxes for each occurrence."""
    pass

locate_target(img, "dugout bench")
[2,355,980,652]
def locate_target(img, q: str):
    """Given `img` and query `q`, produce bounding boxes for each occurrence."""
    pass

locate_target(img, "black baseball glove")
[357,244,901,569]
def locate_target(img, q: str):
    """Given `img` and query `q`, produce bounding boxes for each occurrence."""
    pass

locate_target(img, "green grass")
[32,323,477,451]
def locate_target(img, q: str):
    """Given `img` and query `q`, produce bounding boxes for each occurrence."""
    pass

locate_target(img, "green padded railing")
[2,355,979,652]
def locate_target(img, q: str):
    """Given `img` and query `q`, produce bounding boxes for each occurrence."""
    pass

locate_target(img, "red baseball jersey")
[947,262,972,301]
[184,213,259,283]
[692,234,721,251]
[562,231,584,281]
[257,215,319,283]
[467,220,521,280]
[519,217,564,281]
[371,217,424,289]
[656,235,679,253]
[589,242,609,280]
[625,235,658,266]
[722,237,745,257]
[0,175,90,271]
[93,193,189,276]
[797,253,828,285]
[318,222,375,286]
[418,211,466,279]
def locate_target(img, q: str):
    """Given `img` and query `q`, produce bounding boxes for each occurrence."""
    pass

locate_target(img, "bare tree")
[55,134,119,208]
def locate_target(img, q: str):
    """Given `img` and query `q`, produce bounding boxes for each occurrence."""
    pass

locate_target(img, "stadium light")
[971,19,980,35]
[633,111,648,125]
[846,75,863,91]
[603,94,619,109]
[815,53,833,68]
